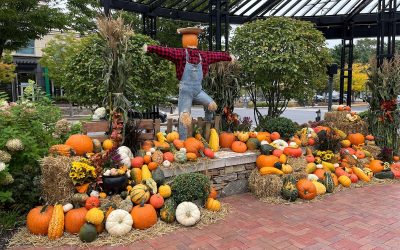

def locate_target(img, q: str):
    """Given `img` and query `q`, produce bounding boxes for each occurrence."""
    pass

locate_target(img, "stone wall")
[164,151,258,197]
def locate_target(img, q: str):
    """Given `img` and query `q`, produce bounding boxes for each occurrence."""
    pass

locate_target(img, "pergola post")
[208,0,229,51]
[339,25,354,107]
[377,0,397,66]
[142,14,157,39]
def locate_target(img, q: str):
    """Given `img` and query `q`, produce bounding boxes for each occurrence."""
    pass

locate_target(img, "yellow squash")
[48,204,64,240]
[141,165,152,180]
[209,128,220,152]
[259,167,284,175]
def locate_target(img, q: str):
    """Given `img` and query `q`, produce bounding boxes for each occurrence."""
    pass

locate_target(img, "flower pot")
[102,175,128,195]
[75,183,90,194]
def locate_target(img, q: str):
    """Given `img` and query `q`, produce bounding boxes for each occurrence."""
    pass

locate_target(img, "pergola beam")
[345,0,374,22]
[245,0,282,20]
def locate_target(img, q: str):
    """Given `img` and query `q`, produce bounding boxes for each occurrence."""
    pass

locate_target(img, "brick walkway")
[126,184,400,250]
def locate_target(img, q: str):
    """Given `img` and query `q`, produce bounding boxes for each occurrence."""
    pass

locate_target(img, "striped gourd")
[322,172,335,193]
[130,184,150,204]
[48,204,64,240]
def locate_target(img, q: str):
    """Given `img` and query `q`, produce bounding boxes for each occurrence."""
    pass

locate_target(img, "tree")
[65,0,102,34]
[0,51,15,84]
[0,0,66,58]
[333,63,369,99]
[231,17,331,119]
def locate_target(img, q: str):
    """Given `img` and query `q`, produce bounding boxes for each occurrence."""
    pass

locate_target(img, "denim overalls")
[178,49,214,139]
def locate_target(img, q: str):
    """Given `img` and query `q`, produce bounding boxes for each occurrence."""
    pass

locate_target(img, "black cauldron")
[102,175,128,195]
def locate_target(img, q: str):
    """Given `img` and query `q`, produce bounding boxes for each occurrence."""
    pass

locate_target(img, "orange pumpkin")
[231,141,247,153]
[270,132,281,141]
[184,137,204,156]
[65,134,94,156]
[256,132,271,142]
[209,187,218,199]
[305,154,315,163]
[369,160,384,173]
[130,203,157,230]
[142,140,153,151]
[313,169,325,180]
[355,150,366,159]
[131,157,144,168]
[148,162,158,171]
[143,155,151,164]
[283,147,303,157]
[149,194,164,209]
[308,138,315,146]
[256,155,279,169]
[248,132,258,138]
[26,205,54,235]
[163,152,174,162]
[347,133,365,146]
[186,152,198,161]
[296,179,317,200]
[64,207,87,234]
[365,134,375,141]
[182,34,198,48]
[219,132,236,148]
[173,139,185,150]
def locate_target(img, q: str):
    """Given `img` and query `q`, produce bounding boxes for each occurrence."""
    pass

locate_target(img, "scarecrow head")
[177,27,203,48]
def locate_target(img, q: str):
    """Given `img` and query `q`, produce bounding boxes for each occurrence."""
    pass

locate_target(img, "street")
[173,104,369,125]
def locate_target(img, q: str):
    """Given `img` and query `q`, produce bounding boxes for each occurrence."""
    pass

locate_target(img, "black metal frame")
[209,0,229,51]
[377,0,397,66]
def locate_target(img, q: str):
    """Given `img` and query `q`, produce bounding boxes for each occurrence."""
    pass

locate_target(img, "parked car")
[128,109,167,123]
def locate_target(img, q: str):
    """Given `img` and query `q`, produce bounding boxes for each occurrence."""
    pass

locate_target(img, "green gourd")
[281,175,298,202]
[246,138,260,150]
[374,171,394,179]
[79,223,97,243]
[174,151,187,163]
[260,144,275,155]
[322,172,335,193]
[160,198,176,223]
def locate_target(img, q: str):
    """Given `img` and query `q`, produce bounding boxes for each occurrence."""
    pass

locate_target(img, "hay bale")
[40,156,79,204]
[287,156,307,172]
[291,172,308,182]
[248,169,282,198]
[324,111,368,135]
[364,144,382,159]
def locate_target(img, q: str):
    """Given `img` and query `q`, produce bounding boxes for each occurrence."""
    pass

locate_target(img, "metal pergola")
[100,0,400,106]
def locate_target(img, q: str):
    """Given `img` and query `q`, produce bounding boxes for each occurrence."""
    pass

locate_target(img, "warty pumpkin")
[48,144,75,157]
[296,179,317,200]
[48,204,64,240]
[85,196,100,210]
[65,134,94,156]
[26,205,54,235]
[130,202,157,230]
[85,208,104,226]
[166,131,179,143]
[64,207,88,234]
[281,175,298,202]
[158,184,172,198]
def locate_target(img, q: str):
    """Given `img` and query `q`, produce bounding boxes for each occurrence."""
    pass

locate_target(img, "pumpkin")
[369,160,384,173]
[148,162,159,171]
[313,169,325,180]
[85,208,104,225]
[166,131,179,143]
[259,144,275,155]
[259,167,284,175]
[174,151,187,163]
[347,133,365,146]
[237,132,249,142]
[186,152,198,161]
[64,207,88,234]
[131,157,144,168]
[117,146,133,167]
[152,150,164,164]
[158,184,172,198]
[390,163,400,178]
[338,175,351,187]
[26,205,54,235]
[365,134,375,141]
[257,132,271,142]
[206,198,221,211]
[93,139,102,153]
[272,149,283,157]
[150,193,165,209]
[152,167,165,186]
[281,164,293,174]
[160,198,176,223]
[49,144,75,157]
[219,132,236,148]
[331,173,339,186]
[182,33,198,48]
[256,155,279,169]
[173,139,185,150]
[184,137,204,156]
[142,140,153,151]
[305,154,315,163]
[143,155,152,164]
[306,163,317,174]
[281,175,298,202]
[355,150,366,159]
[163,152,174,162]
[79,223,97,243]
[153,141,170,152]
[341,140,351,148]
[203,148,215,159]
[95,223,104,233]
[63,203,73,213]
[65,134,94,156]
[72,193,89,208]
[130,202,157,230]
[130,184,150,204]
[283,147,302,158]
[105,209,133,236]
[175,202,200,226]
[208,187,218,199]
[246,138,260,150]
[48,204,64,240]
[99,192,107,199]
[209,128,220,152]
[296,179,317,200]
[85,196,100,210]
[312,181,326,195]
[130,168,142,184]
[270,132,280,141]
[102,139,114,150]
[375,171,395,179]
[349,173,359,183]
[323,172,335,193]
[141,165,152,180]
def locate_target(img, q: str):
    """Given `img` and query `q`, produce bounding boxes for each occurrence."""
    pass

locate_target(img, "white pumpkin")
[163,160,171,168]
[179,148,187,153]
[117,146,133,167]
[106,209,133,236]
[149,148,156,153]
[316,164,323,169]
[260,140,269,145]
[175,202,200,227]
[90,190,100,197]
[308,174,319,181]
[271,139,288,151]
[63,203,73,213]
[146,151,152,156]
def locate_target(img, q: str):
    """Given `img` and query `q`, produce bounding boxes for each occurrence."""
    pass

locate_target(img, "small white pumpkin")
[90,190,99,197]
[106,209,133,236]
[175,202,201,227]
[316,164,323,169]
[103,169,111,176]
[163,160,171,168]
[260,140,269,145]
[333,163,340,168]
[179,148,187,153]
[150,148,156,153]
[146,151,152,156]
[271,139,288,151]
[63,203,73,213]
[117,146,133,167]
[308,174,319,181]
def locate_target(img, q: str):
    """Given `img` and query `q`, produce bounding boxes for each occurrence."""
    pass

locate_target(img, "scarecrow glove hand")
[142,44,148,53]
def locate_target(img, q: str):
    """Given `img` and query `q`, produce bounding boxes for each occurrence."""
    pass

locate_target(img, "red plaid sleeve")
[204,51,232,64]
[147,45,184,63]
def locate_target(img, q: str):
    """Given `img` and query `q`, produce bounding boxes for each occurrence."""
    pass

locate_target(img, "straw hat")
[177,27,203,35]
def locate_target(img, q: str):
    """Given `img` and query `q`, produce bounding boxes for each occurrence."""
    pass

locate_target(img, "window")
[16,40,35,55]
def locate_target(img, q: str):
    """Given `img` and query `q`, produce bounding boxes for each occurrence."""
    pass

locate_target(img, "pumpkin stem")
[140,199,145,207]
[40,204,49,213]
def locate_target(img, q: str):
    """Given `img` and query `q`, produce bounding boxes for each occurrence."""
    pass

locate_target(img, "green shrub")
[257,116,299,140]
[171,173,210,206]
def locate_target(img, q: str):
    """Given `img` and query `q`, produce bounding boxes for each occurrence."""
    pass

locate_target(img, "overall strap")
[185,49,202,64]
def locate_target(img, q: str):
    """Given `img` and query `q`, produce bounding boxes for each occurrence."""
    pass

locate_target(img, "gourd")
[256,155,279,169]
[79,223,97,243]
[64,207,88,234]
[203,148,215,159]
[148,162,159,171]
[119,197,133,212]
[363,168,374,178]
[152,150,164,164]
[219,132,236,148]
[259,167,284,175]
[312,180,326,195]
[152,167,165,186]
[186,152,198,161]
[48,204,64,240]
[231,141,247,153]
[130,168,142,184]
[256,131,271,142]
[306,163,317,174]
[281,175,298,202]
[246,138,260,150]
[63,203,73,213]
[160,198,176,223]
[237,132,249,142]
[72,193,89,208]
[102,139,114,150]
[130,184,150,204]
[281,164,293,174]
[338,175,351,187]
[205,198,221,211]
[144,178,158,194]
[322,172,335,193]
[331,173,339,186]
[307,174,319,182]
[85,208,104,225]
[117,146,133,167]
[131,156,144,168]
[208,128,220,152]
[296,179,317,200]
[349,173,359,183]
[390,163,400,178]
[141,165,152,180]
[65,134,94,156]
[313,169,325,180]
[173,139,185,150]
[322,161,335,172]
[335,167,350,178]
[49,144,75,157]
[184,137,204,156]
[166,131,179,143]
[26,205,54,235]
[158,184,172,198]
[208,187,218,199]
[130,202,157,230]
[270,132,280,141]
[374,171,395,179]
[283,147,302,158]
[85,196,100,210]
[105,209,133,236]
[175,202,201,227]
[259,144,275,155]
[270,139,288,151]
[150,193,165,209]
[174,151,187,163]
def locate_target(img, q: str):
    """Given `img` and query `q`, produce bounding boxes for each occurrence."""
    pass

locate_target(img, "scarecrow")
[144,27,234,139]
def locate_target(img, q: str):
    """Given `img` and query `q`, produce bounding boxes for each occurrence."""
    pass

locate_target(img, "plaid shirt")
[147,45,232,80]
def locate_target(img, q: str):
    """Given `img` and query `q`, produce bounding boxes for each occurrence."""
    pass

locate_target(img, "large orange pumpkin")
[219,132,236,148]
[65,134,94,156]
[130,203,157,230]
[184,137,204,156]
[182,34,198,48]
[64,207,88,234]
[296,179,317,200]
[369,160,384,173]
[26,205,54,235]
[256,155,279,169]
[347,133,365,146]
[231,141,247,153]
